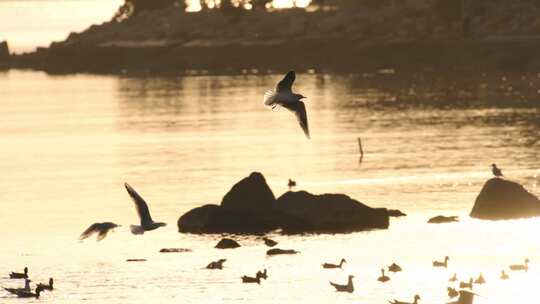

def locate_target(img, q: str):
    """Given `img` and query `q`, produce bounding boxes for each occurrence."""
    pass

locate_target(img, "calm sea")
[1,1,540,304]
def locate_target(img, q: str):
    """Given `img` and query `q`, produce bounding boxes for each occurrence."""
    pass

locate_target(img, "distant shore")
[2,5,540,75]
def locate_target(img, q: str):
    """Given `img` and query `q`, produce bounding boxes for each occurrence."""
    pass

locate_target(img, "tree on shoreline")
[114,0,186,20]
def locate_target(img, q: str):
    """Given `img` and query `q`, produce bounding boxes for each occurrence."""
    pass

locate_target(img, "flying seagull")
[79,222,120,241]
[263,71,310,139]
[124,183,166,235]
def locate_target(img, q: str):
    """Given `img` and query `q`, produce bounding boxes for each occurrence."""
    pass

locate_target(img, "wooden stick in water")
[358,137,364,165]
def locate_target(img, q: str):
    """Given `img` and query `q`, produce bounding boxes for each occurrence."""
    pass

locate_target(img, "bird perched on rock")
[79,222,120,241]
[125,183,166,234]
[491,164,503,177]
[287,178,296,189]
[263,71,310,139]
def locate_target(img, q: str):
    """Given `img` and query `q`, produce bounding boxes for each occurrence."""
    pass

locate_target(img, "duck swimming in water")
[447,290,477,304]
[37,278,54,291]
[509,258,529,271]
[206,259,226,270]
[447,287,459,299]
[500,269,509,280]
[388,294,420,304]
[474,273,485,284]
[4,278,31,294]
[459,278,473,290]
[256,269,268,280]
[378,268,390,283]
[14,286,43,299]
[329,275,354,293]
[323,258,346,269]
[9,267,28,279]
[388,263,402,272]
[433,256,449,268]
[125,183,167,235]
[241,274,261,284]
[449,273,458,282]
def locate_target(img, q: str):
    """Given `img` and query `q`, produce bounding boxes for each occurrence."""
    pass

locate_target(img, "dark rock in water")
[428,215,459,224]
[388,209,407,217]
[159,248,192,253]
[267,248,299,255]
[215,238,241,249]
[178,172,390,234]
[221,172,276,214]
[177,204,278,234]
[126,259,147,262]
[275,191,389,233]
[470,178,540,220]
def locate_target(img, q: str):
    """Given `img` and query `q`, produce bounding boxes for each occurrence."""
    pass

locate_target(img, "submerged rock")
[178,172,390,234]
[267,248,299,255]
[159,248,192,253]
[470,178,540,220]
[428,215,459,224]
[215,238,241,249]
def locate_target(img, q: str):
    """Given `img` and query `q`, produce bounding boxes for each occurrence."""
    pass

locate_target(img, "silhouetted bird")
[241,274,261,284]
[124,183,167,234]
[447,290,476,304]
[14,286,43,299]
[79,222,120,241]
[263,237,278,247]
[459,278,473,290]
[388,262,402,272]
[329,275,354,293]
[9,267,28,279]
[388,294,420,304]
[500,269,509,280]
[322,258,346,269]
[474,273,485,284]
[447,287,459,299]
[37,278,54,291]
[491,164,503,177]
[4,278,31,294]
[206,259,226,270]
[287,178,296,189]
[263,71,310,139]
[433,256,449,268]
[449,273,458,282]
[256,269,268,280]
[378,268,390,282]
[509,258,529,271]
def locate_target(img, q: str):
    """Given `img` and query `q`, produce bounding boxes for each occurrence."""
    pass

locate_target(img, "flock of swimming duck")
[3,267,53,299]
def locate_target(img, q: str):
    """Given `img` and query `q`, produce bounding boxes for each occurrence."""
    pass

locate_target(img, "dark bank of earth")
[177,172,393,234]
[3,3,540,75]
[470,178,540,220]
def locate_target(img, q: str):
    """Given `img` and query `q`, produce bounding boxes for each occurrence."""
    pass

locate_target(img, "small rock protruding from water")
[215,238,241,249]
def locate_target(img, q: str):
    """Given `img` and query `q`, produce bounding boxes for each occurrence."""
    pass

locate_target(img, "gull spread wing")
[125,183,153,226]
[276,71,295,93]
[79,223,100,240]
[283,101,310,139]
[96,229,109,241]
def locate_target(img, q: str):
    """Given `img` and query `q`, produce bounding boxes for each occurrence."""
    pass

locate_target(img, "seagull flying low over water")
[263,71,310,139]
[125,183,167,235]
[79,222,120,241]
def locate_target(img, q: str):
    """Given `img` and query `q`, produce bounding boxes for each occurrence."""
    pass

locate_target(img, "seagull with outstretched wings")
[125,183,166,235]
[79,222,120,241]
[263,71,310,139]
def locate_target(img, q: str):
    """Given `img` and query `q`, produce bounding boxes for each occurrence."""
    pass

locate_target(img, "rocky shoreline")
[2,4,540,75]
